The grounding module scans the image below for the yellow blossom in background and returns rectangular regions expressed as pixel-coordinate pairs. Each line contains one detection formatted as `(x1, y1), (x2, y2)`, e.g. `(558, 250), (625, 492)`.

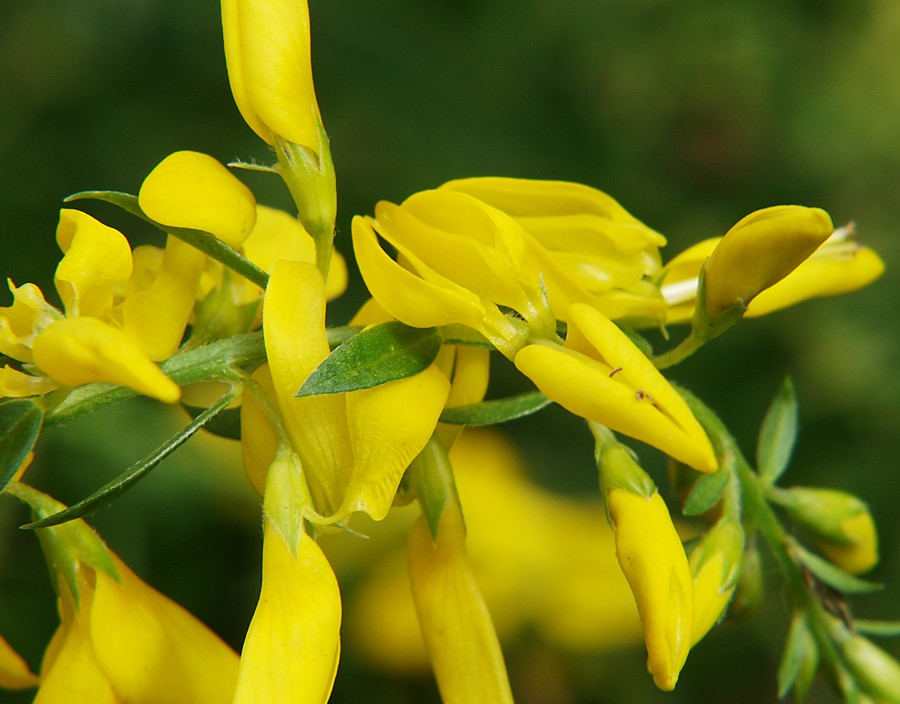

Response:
(345, 429), (641, 674)
(0, 634), (38, 691)
(408, 503), (515, 704)
(4, 483), (239, 704)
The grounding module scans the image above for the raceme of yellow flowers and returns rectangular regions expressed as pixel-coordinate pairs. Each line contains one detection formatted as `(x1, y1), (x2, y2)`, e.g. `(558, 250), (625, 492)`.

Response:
(0, 0), (894, 703)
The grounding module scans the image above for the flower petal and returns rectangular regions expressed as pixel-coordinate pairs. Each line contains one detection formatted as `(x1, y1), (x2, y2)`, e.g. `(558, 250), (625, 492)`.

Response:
(408, 509), (515, 704)
(89, 557), (239, 704)
(0, 633), (38, 690)
(31, 317), (180, 403)
(54, 210), (133, 319)
(139, 151), (256, 249)
(233, 522), (341, 704)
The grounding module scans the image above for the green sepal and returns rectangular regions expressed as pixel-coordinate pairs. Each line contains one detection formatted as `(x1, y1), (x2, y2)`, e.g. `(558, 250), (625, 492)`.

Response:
(793, 543), (882, 595)
(182, 402), (242, 440)
(778, 612), (819, 702)
(406, 436), (460, 540)
(5, 482), (119, 606)
(64, 190), (269, 289)
(854, 620), (900, 638)
(298, 321), (442, 397)
(439, 391), (551, 426)
(22, 388), (239, 529)
(757, 377), (798, 485)
(0, 399), (43, 493)
(683, 466), (730, 516)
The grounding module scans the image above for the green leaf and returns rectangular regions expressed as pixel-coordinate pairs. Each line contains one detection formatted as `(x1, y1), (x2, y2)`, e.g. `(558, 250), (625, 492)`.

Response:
(65, 191), (269, 289)
(298, 322), (442, 396)
(683, 466), (730, 516)
(0, 399), (44, 493)
(794, 543), (882, 595)
(439, 391), (552, 426)
(778, 612), (819, 702)
(182, 402), (242, 440)
(757, 377), (798, 485)
(855, 620), (900, 638)
(22, 389), (238, 529)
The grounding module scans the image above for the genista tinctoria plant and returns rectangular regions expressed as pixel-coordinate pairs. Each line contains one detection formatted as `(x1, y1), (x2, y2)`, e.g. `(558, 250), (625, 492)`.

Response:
(0, 1), (895, 702)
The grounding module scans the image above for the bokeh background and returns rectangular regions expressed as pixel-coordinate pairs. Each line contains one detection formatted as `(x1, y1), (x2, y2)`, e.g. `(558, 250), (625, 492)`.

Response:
(1, 0), (899, 702)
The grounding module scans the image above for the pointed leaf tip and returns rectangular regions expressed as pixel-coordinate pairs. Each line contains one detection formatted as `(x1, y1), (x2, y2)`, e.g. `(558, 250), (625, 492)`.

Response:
(297, 321), (442, 396)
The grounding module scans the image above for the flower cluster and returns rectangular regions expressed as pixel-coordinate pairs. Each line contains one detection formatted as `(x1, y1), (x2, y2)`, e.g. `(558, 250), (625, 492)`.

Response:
(0, 1), (894, 703)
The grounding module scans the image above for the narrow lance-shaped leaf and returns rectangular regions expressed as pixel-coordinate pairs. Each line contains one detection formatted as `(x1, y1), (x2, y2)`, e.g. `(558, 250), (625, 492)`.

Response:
(683, 466), (731, 516)
(778, 612), (819, 702)
(0, 399), (43, 492)
(855, 620), (900, 638)
(439, 391), (551, 426)
(793, 543), (882, 595)
(22, 388), (238, 529)
(65, 190), (269, 289)
(757, 377), (798, 485)
(298, 321), (442, 396)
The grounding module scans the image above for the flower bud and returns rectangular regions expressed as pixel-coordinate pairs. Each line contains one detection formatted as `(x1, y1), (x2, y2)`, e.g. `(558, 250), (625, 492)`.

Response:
(772, 487), (878, 574)
(689, 518), (744, 645)
(841, 633), (900, 702)
(606, 487), (693, 690)
(703, 206), (833, 317)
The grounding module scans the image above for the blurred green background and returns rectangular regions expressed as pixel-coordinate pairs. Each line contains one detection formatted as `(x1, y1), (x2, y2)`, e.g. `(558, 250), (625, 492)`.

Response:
(1, 0), (899, 702)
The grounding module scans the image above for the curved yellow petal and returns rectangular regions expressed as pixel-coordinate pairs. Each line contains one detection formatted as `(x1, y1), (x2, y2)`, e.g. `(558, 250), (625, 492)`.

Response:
(747, 244), (884, 317)
(222, 0), (321, 149)
(89, 557), (239, 704)
(54, 210), (133, 319)
(352, 215), (488, 330)
(240, 365), (278, 496)
(408, 509), (515, 704)
(607, 489), (693, 691)
(31, 317), (180, 403)
(233, 522), (341, 704)
(121, 236), (205, 360)
(704, 206), (833, 316)
(0, 282), (61, 362)
(0, 633), (38, 690)
(0, 365), (58, 398)
(36, 611), (121, 704)
(241, 205), (347, 302)
(138, 151), (256, 249)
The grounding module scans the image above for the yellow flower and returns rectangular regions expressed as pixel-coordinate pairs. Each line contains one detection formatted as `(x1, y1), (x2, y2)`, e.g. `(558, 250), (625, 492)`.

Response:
(7, 483), (239, 704)
(0, 634), (38, 691)
(408, 503), (515, 704)
(771, 486), (879, 574)
(258, 259), (450, 521)
(1, 210), (181, 403)
(221, 0), (322, 150)
(704, 205), (833, 316)
(233, 453), (342, 704)
(346, 429), (641, 673)
(221, 0), (336, 245)
(606, 487), (694, 691)
(660, 209), (880, 323)
(516, 304), (717, 472)
(440, 177), (667, 320)
(689, 518), (744, 645)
